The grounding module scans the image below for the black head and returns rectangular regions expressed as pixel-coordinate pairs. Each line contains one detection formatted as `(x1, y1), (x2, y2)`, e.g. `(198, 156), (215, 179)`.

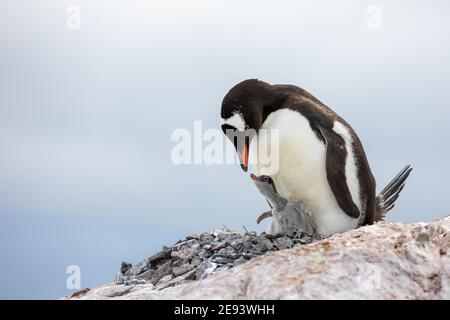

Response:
(220, 79), (274, 171)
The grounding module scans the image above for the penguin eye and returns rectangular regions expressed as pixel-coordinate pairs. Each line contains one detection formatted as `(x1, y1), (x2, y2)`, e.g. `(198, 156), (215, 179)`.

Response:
(262, 176), (269, 182)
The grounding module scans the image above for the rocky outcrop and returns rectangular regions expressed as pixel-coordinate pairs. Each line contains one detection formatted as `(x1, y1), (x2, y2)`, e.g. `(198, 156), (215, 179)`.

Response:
(112, 228), (319, 290)
(67, 216), (450, 300)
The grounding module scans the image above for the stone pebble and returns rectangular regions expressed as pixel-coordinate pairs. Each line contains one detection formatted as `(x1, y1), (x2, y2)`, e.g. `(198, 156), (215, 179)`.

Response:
(115, 228), (319, 290)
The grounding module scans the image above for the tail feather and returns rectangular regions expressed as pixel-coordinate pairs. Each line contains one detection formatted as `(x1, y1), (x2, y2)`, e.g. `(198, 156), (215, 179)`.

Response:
(376, 165), (413, 219)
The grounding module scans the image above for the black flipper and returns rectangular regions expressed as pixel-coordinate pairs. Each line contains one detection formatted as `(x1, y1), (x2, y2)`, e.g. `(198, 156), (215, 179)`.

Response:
(318, 126), (361, 219)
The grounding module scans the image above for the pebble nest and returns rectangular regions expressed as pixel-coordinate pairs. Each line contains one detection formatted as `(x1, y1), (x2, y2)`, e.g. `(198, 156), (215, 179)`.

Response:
(116, 228), (320, 291)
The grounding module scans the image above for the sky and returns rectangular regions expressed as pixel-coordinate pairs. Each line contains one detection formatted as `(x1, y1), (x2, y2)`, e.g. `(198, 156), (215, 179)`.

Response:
(0, 0), (449, 299)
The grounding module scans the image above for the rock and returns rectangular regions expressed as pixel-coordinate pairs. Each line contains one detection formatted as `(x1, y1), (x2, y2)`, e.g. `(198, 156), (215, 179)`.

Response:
(277, 230), (298, 238)
(129, 259), (150, 276)
(156, 274), (173, 286)
(233, 256), (248, 266)
(172, 264), (195, 277)
(186, 234), (200, 240)
(171, 259), (182, 267)
(123, 278), (145, 286)
(198, 248), (212, 258)
(67, 216), (450, 300)
(196, 260), (218, 280)
(150, 261), (172, 285)
(210, 256), (234, 265)
(69, 288), (91, 298)
(215, 246), (238, 259)
(104, 285), (134, 298)
(253, 243), (268, 253)
(148, 249), (171, 264)
(230, 239), (244, 251)
(254, 236), (274, 250)
(112, 226), (317, 290)
(155, 279), (179, 291)
(273, 236), (293, 250)
(242, 238), (254, 251)
(171, 241), (199, 261)
(136, 269), (155, 281)
(182, 269), (197, 281)
(214, 229), (234, 241)
(200, 233), (215, 244)
(191, 257), (202, 266)
(209, 240), (228, 252)
(242, 252), (258, 259)
(155, 269), (196, 290)
(120, 261), (132, 274)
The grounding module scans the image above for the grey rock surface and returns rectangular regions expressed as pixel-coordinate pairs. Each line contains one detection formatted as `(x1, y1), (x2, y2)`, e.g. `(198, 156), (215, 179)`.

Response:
(106, 228), (317, 291)
(66, 217), (450, 300)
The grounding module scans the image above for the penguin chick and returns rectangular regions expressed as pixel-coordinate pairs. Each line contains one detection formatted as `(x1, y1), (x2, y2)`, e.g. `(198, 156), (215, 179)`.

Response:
(250, 174), (317, 235)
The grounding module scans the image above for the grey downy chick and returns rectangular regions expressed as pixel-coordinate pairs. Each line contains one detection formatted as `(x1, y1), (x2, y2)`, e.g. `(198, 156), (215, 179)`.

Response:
(250, 174), (316, 235)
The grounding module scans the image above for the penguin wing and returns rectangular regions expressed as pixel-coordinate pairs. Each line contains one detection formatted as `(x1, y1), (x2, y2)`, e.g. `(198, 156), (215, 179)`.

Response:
(256, 210), (273, 224)
(318, 126), (361, 219)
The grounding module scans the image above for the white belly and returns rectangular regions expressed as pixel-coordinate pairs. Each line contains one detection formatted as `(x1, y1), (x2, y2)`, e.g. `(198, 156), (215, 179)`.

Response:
(251, 109), (358, 235)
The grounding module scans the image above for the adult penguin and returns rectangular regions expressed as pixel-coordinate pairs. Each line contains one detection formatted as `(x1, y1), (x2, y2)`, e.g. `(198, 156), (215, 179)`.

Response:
(221, 79), (412, 235)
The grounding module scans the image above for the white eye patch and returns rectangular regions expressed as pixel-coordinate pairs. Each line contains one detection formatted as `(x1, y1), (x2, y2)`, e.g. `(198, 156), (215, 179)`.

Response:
(220, 112), (247, 131)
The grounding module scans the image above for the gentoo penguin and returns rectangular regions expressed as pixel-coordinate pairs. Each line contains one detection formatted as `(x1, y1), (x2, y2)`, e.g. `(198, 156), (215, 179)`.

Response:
(220, 79), (412, 235)
(250, 174), (316, 235)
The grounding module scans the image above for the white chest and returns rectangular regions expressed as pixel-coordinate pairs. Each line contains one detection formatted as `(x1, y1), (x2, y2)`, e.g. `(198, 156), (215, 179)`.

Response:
(251, 109), (359, 235)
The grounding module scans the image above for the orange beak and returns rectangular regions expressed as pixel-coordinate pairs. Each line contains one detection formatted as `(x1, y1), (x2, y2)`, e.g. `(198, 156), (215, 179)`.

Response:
(240, 142), (249, 172)
(236, 135), (250, 172)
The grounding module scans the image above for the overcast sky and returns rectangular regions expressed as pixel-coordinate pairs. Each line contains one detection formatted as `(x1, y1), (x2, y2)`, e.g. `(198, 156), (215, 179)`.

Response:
(1, 0), (449, 299)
